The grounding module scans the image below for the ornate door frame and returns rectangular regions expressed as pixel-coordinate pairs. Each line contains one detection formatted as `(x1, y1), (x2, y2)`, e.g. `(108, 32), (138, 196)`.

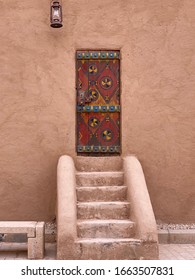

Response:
(76, 50), (121, 155)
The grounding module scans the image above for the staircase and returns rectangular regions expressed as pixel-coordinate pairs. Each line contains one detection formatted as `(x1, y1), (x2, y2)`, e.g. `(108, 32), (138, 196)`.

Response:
(75, 170), (142, 260)
(57, 156), (159, 260)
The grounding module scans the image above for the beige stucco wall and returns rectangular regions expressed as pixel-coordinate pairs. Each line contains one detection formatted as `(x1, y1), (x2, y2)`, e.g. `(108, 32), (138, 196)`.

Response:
(0, 0), (194, 222)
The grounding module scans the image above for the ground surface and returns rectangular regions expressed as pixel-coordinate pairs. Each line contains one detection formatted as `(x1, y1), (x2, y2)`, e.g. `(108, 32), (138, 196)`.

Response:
(0, 243), (195, 260)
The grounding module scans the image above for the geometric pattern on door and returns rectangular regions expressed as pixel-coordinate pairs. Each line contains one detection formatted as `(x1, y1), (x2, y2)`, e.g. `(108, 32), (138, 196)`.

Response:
(76, 51), (120, 154)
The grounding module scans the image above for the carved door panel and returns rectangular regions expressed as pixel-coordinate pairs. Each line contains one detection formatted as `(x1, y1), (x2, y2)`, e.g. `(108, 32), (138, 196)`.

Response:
(76, 51), (120, 155)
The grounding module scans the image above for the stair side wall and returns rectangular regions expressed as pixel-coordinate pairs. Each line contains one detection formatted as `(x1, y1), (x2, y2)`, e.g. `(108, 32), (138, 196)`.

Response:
(123, 156), (159, 259)
(57, 156), (77, 259)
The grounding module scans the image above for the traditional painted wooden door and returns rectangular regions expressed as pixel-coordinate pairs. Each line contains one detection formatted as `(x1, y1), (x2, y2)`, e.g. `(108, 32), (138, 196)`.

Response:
(76, 51), (120, 155)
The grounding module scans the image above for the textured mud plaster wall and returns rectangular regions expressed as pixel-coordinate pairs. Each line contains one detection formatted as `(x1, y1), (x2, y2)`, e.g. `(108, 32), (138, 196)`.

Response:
(0, 0), (194, 222)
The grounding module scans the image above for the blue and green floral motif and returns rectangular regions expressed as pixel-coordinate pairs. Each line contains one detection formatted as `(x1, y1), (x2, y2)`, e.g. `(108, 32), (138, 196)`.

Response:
(77, 105), (120, 112)
(77, 145), (120, 153)
(77, 51), (120, 60)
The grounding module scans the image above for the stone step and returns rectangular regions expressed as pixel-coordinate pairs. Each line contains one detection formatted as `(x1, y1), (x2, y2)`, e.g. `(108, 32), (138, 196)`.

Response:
(76, 186), (127, 202)
(77, 219), (135, 238)
(75, 238), (141, 260)
(76, 171), (124, 186)
(77, 202), (130, 220)
(75, 157), (122, 172)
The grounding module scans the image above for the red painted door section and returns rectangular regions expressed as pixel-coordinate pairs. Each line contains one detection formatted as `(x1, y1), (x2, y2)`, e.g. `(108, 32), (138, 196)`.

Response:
(76, 51), (120, 155)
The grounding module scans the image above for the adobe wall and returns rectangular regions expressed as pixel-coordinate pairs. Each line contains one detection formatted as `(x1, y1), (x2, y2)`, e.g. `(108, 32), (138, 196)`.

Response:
(0, 0), (194, 222)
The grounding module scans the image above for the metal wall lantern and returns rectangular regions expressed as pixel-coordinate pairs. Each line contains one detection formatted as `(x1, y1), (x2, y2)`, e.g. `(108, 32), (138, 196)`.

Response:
(50, 1), (63, 28)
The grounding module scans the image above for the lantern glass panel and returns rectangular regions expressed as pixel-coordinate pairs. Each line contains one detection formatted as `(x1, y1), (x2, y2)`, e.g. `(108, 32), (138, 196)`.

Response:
(53, 7), (60, 18)
(50, 1), (63, 28)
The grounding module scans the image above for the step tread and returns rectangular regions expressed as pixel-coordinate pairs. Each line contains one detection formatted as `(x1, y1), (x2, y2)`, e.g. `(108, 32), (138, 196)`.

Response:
(76, 238), (141, 244)
(77, 219), (134, 225)
(76, 185), (127, 189)
(76, 171), (124, 176)
(76, 185), (127, 190)
(77, 201), (129, 206)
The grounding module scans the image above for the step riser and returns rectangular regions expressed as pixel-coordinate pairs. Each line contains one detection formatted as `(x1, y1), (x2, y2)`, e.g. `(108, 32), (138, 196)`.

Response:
(77, 187), (127, 202)
(75, 242), (141, 260)
(76, 157), (122, 172)
(77, 204), (130, 220)
(76, 173), (124, 186)
(78, 223), (135, 238)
